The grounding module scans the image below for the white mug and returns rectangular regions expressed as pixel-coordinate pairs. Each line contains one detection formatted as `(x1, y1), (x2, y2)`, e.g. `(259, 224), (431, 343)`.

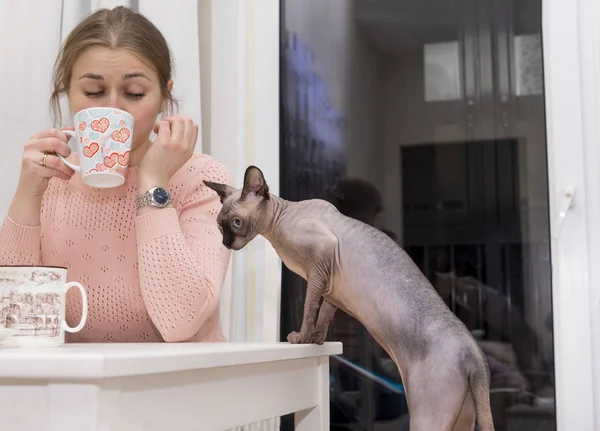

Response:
(59, 107), (134, 188)
(0, 266), (88, 347)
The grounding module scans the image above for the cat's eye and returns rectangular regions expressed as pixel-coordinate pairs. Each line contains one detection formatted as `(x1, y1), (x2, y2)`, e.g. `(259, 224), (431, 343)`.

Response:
(216, 222), (223, 231)
(233, 218), (243, 228)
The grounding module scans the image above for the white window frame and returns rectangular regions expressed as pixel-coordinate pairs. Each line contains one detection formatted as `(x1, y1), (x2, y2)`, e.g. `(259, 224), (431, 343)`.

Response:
(208, 0), (600, 428)
(543, 0), (600, 428)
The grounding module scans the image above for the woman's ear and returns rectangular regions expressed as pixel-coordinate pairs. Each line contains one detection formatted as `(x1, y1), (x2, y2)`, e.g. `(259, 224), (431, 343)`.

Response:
(160, 80), (175, 114)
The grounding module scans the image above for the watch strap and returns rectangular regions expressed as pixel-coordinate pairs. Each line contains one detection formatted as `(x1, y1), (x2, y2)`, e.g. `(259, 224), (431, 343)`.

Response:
(136, 186), (171, 209)
(136, 190), (154, 209)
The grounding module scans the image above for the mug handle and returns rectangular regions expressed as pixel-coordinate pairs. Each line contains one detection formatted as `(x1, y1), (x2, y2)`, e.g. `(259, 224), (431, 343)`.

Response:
(62, 281), (88, 333)
(57, 130), (80, 172)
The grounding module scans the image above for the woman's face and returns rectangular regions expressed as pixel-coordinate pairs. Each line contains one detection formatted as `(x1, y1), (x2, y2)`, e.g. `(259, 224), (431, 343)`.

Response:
(67, 46), (172, 152)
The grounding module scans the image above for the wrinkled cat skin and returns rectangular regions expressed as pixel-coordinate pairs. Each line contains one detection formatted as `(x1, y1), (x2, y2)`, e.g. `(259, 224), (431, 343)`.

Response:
(204, 165), (495, 431)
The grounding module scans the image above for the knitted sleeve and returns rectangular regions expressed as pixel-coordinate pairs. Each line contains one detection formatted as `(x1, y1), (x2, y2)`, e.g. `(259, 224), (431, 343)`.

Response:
(135, 157), (232, 342)
(0, 216), (42, 266)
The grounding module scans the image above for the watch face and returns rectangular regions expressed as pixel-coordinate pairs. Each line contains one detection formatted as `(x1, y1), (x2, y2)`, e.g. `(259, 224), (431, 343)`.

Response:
(152, 187), (170, 206)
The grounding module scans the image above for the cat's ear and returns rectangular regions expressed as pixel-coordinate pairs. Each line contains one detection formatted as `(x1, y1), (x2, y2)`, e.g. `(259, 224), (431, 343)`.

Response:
(204, 181), (236, 203)
(241, 165), (269, 201)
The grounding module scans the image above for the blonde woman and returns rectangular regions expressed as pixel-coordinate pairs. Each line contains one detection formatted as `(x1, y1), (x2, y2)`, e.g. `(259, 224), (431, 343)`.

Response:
(0, 6), (232, 343)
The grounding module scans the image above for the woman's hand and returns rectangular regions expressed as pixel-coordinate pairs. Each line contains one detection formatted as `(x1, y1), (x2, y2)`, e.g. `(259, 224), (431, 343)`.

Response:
(8, 127), (75, 226)
(138, 115), (199, 191)
(17, 127), (75, 197)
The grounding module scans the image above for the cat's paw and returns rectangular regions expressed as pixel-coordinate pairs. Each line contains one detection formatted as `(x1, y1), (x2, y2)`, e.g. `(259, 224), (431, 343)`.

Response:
(312, 330), (327, 345)
(287, 331), (311, 344)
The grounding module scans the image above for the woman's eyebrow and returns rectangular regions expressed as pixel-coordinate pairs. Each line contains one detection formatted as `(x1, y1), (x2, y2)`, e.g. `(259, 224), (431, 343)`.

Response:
(123, 72), (151, 81)
(77, 72), (151, 81)
(78, 73), (103, 80)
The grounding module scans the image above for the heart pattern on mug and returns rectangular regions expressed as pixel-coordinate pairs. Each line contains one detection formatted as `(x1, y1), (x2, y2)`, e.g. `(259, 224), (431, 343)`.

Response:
(79, 121), (87, 131)
(89, 131), (100, 140)
(91, 117), (109, 133)
(112, 128), (130, 143)
(83, 142), (99, 158)
(117, 151), (130, 166)
(104, 153), (119, 168)
(96, 163), (107, 172)
(110, 140), (120, 150)
(84, 137), (91, 144)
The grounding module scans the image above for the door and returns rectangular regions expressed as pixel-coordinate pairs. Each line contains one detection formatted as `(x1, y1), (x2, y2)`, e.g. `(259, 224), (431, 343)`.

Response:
(278, 0), (595, 430)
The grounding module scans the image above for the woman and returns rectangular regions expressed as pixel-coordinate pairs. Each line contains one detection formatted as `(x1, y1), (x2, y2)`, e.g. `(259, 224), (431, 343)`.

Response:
(0, 6), (232, 343)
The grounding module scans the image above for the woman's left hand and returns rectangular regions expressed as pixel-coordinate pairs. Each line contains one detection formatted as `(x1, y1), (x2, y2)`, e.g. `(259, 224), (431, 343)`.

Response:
(138, 115), (199, 188)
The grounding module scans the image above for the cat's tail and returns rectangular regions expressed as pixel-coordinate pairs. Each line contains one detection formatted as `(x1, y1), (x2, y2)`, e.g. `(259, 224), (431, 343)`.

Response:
(469, 358), (495, 431)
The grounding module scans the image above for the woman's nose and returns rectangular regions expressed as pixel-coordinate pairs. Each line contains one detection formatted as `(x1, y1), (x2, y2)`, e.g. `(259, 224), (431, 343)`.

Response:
(106, 92), (127, 110)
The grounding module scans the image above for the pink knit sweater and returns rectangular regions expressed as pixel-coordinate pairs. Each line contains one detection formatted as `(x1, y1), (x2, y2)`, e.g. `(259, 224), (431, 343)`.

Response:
(0, 154), (232, 343)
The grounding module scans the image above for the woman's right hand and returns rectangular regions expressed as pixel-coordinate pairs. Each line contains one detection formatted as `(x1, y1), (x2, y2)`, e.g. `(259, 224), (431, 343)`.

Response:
(16, 128), (75, 197)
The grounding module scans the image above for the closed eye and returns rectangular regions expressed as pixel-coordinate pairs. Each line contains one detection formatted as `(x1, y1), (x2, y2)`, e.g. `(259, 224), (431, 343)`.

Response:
(84, 91), (104, 97)
(125, 92), (145, 99)
(83, 90), (145, 100)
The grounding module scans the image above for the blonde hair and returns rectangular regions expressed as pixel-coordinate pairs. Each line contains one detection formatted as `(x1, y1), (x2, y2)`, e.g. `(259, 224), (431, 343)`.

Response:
(50, 6), (178, 125)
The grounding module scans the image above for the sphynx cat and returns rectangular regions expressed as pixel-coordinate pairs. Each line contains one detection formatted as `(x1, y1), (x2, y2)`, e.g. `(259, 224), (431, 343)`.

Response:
(204, 166), (494, 431)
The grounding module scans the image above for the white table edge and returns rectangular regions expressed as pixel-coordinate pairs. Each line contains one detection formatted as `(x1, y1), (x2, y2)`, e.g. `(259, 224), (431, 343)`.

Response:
(0, 341), (344, 380)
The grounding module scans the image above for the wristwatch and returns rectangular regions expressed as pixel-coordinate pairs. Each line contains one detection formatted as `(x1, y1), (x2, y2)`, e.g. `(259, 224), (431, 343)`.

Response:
(137, 186), (171, 209)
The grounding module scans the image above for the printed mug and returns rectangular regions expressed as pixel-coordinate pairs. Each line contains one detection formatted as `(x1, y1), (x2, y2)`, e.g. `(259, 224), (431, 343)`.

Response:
(0, 266), (88, 347)
(58, 107), (134, 188)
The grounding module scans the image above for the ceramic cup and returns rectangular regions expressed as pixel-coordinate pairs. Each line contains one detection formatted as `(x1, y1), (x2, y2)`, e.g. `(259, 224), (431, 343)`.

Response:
(0, 266), (88, 347)
(59, 107), (134, 188)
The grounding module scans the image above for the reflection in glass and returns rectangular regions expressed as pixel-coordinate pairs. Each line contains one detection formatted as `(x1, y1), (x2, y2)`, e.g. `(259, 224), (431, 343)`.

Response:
(280, 0), (554, 429)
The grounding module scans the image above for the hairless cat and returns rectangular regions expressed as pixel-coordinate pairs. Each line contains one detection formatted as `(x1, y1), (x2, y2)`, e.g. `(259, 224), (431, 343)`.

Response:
(204, 165), (494, 431)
